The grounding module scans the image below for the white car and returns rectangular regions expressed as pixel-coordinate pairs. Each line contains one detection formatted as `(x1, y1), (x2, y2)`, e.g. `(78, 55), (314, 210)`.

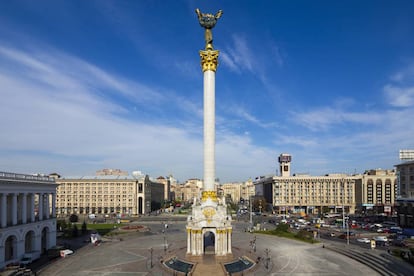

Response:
(357, 237), (371, 243)
(374, 236), (388, 242)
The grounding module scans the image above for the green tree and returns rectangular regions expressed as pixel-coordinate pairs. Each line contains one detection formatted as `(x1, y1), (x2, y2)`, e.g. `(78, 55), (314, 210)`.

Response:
(81, 221), (87, 234)
(69, 214), (78, 223)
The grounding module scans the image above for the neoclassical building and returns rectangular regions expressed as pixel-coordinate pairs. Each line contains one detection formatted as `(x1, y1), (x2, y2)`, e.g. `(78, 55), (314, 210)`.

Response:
(355, 169), (397, 214)
(254, 154), (397, 216)
(0, 171), (57, 270)
(255, 174), (357, 215)
(55, 170), (165, 216)
(220, 179), (255, 204)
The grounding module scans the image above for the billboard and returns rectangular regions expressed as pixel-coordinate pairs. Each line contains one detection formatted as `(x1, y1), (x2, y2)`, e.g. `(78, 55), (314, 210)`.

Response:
(278, 154), (291, 163)
(399, 149), (414, 161)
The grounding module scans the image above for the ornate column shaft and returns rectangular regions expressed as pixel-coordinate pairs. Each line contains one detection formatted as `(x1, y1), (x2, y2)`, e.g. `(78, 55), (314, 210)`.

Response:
(200, 50), (219, 200)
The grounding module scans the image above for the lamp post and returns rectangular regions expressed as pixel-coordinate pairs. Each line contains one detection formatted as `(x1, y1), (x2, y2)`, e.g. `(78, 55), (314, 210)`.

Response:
(149, 247), (153, 268)
(264, 248), (271, 270)
(341, 180), (345, 229)
(346, 216), (350, 245)
(163, 229), (167, 252)
(249, 196), (253, 231)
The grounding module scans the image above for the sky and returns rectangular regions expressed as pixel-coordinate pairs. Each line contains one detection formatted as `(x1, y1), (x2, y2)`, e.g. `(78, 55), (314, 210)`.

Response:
(1, 1), (414, 183)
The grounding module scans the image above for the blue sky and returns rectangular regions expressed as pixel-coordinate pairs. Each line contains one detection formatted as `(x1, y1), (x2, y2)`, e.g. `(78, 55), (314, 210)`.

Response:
(1, 1), (414, 182)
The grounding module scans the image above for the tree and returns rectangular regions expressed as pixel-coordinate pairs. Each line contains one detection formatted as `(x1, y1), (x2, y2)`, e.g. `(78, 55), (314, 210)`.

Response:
(81, 221), (87, 234)
(69, 214), (78, 223)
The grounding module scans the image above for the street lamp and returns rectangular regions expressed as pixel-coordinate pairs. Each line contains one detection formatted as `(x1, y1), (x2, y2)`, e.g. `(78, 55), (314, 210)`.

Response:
(149, 247), (153, 268)
(164, 235), (167, 252)
(249, 196), (253, 230)
(346, 216), (350, 245)
(264, 248), (271, 270)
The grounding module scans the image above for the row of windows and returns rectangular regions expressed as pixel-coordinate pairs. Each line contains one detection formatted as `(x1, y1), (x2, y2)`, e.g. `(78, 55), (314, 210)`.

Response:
(59, 182), (135, 186)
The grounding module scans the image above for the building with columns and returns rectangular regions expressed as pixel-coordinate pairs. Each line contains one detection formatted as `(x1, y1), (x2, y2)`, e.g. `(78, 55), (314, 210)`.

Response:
(0, 171), (57, 270)
(355, 169), (397, 215)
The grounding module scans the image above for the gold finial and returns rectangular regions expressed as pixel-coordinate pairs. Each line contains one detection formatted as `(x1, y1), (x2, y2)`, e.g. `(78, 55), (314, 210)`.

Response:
(195, 9), (223, 51)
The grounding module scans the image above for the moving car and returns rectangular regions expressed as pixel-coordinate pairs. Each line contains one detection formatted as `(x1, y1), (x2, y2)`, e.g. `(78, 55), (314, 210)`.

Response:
(374, 236), (388, 242)
(357, 237), (371, 243)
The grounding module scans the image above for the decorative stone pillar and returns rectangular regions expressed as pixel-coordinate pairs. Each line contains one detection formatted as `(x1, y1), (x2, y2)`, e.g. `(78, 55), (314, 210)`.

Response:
(52, 193), (56, 218)
(22, 193), (27, 224)
(45, 193), (50, 219)
(228, 229), (232, 253)
(30, 193), (35, 222)
(186, 228), (191, 254)
(12, 193), (17, 225)
(38, 193), (43, 221)
(0, 193), (7, 228)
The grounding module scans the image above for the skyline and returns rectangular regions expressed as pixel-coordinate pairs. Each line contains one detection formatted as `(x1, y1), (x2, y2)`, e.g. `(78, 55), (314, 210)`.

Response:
(1, 1), (414, 182)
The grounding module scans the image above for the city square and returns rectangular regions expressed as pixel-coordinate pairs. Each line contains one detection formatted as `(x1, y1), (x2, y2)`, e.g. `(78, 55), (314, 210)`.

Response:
(1, 1), (414, 275)
(33, 218), (397, 276)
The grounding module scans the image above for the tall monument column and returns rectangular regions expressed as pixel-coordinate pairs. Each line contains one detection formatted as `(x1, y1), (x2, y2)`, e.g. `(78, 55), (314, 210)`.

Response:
(195, 8), (223, 201)
(186, 9), (232, 257)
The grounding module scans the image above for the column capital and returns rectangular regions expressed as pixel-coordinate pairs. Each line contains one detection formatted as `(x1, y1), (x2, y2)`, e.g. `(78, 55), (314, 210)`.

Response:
(199, 50), (219, 72)
(201, 191), (217, 202)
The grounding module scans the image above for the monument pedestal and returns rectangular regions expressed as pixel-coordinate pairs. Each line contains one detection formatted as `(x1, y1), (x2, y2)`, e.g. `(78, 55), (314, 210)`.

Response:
(186, 195), (232, 256)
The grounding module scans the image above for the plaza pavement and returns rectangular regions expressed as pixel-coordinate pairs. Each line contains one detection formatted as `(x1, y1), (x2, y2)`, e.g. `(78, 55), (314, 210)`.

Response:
(33, 219), (409, 276)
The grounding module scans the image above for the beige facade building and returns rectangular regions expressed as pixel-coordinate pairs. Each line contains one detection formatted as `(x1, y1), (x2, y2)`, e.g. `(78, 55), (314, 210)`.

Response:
(0, 172), (57, 269)
(355, 169), (397, 214)
(255, 174), (357, 215)
(55, 170), (164, 216)
(220, 179), (255, 204)
(254, 154), (397, 216)
(173, 178), (203, 202)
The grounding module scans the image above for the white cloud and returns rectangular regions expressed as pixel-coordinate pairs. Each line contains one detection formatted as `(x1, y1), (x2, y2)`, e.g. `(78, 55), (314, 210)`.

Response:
(0, 44), (273, 182)
(384, 62), (414, 107)
(291, 107), (383, 131)
(384, 84), (414, 107)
